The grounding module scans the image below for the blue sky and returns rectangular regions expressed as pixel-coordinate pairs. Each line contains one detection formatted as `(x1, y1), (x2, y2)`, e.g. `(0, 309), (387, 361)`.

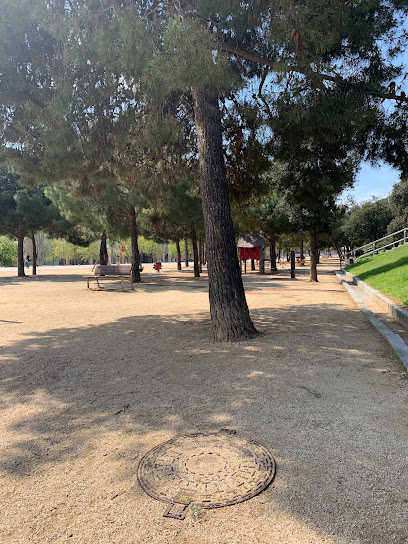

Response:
(341, 161), (400, 204)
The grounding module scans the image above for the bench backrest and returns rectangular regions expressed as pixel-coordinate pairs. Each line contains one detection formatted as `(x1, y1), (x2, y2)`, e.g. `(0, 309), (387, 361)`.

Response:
(94, 264), (132, 275)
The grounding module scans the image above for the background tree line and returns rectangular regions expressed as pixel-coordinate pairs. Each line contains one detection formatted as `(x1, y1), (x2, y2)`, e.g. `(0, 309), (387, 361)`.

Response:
(341, 177), (408, 251)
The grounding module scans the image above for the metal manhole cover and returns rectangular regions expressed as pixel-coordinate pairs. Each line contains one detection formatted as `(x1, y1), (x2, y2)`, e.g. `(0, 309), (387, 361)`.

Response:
(137, 430), (276, 519)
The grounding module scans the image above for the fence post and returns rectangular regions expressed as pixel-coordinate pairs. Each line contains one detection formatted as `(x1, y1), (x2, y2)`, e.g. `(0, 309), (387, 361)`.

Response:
(372, 242), (375, 256)
(405, 229), (407, 245)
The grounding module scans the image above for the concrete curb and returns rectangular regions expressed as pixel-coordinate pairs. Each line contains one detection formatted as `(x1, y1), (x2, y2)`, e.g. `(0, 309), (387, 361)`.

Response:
(340, 268), (408, 329)
(335, 270), (408, 371)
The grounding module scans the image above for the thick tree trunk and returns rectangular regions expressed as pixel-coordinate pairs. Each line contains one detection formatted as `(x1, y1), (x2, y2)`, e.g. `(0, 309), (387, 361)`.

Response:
(192, 84), (257, 341)
(270, 229), (277, 271)
(184, 239), (189, 266)
(191, 227), (200, 277)
(17, 226), (25, 277)
(99, 232), (109, 266)
(309, 228), (319, 282)
(176, 240), (182, 270)
(31, 231), (37, 276)
(251, 259), (255, 271)
(129, 206), (141, 282)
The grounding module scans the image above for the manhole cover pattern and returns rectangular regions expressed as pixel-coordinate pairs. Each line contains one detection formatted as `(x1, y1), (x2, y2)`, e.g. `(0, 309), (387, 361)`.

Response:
(137, 431), (276, 508)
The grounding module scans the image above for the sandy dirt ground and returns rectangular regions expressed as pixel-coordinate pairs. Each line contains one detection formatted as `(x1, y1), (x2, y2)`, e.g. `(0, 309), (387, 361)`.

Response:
(0, 259), (407, 544)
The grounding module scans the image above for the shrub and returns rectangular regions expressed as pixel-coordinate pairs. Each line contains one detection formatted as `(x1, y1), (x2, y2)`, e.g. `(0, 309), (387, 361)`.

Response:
(0, 237), (17, 266)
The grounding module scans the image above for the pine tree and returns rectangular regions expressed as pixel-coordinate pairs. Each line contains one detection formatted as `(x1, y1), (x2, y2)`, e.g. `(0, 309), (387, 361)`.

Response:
(145, 174), (204, 277)
(2, 0), (408, 338)
(0, 167), (86, 276)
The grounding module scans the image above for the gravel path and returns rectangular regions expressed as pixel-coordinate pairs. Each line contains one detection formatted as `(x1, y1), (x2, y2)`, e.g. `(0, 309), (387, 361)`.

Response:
(0, 259), (407, 543)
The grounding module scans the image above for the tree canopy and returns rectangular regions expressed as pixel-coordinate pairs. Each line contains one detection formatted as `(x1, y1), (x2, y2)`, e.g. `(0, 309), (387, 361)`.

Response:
(387, 177), (408, 233)
(342, 198), (394, 249)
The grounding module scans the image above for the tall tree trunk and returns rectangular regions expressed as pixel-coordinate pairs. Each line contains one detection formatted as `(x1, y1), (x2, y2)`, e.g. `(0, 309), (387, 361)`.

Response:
(99, 232), (109, 265)
(191, 226), (200, 277)
(17, 224), (25, 277)
(192, 84), (257, 341)
(270, 229), (277, 271)
(198, 236), (203, 273)
(184, 239), (189, 266)
(31, 231), (37, 276)
(176, 240), (182, 270)
(300, 238), (304, 260)
(129, 205), (141, 282)
(309, 228), (319, 282)
(251, 259), (255, 271)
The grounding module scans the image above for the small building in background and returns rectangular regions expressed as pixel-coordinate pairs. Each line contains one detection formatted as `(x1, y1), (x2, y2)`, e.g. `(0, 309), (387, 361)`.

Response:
(237, 234), (264, 260)
(237, 234), (264, 273)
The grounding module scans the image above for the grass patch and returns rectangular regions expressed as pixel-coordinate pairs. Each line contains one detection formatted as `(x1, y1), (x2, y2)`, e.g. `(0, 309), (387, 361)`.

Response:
(345, 244), (408, 307)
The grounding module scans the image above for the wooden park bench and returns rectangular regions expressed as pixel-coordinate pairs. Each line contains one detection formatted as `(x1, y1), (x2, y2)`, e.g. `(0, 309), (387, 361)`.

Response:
(84, 264), (135, 291)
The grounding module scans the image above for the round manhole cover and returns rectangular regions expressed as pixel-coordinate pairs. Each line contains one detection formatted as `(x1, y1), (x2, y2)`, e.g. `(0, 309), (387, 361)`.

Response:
(137, 430), (276, 511)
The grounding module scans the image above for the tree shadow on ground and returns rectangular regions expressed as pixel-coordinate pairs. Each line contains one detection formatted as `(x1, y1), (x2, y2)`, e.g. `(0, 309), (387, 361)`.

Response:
(1, 303), (406, 542)
(0, 273), (87, 286)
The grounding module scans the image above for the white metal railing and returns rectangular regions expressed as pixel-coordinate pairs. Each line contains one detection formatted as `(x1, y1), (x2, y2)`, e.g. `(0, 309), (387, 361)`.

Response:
(344, 228), (408, 261)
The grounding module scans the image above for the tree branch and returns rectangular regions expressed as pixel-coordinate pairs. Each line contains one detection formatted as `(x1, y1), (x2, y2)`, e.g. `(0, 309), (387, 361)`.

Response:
(220, 41), (408, 103)
(373, 91), (408, 103)
(258, 66), (269, 96)
(221, 42), (284, 73)
(0, 225), (18, 236)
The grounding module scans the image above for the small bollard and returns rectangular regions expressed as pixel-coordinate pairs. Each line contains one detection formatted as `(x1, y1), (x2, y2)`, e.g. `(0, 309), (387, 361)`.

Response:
(291, 251), (295, 278)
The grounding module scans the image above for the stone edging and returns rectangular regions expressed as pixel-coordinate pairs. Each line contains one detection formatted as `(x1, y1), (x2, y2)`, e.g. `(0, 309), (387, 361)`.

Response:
(340, 268), (408, 330)
(335, 270), (408, 371)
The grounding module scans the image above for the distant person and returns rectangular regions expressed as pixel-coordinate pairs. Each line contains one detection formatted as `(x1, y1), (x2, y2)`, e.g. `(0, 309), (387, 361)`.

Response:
(25, 254), (30, 268)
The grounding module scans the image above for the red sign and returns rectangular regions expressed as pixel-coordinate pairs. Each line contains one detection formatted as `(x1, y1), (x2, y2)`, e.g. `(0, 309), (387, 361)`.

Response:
(239, 247), (261, 260)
